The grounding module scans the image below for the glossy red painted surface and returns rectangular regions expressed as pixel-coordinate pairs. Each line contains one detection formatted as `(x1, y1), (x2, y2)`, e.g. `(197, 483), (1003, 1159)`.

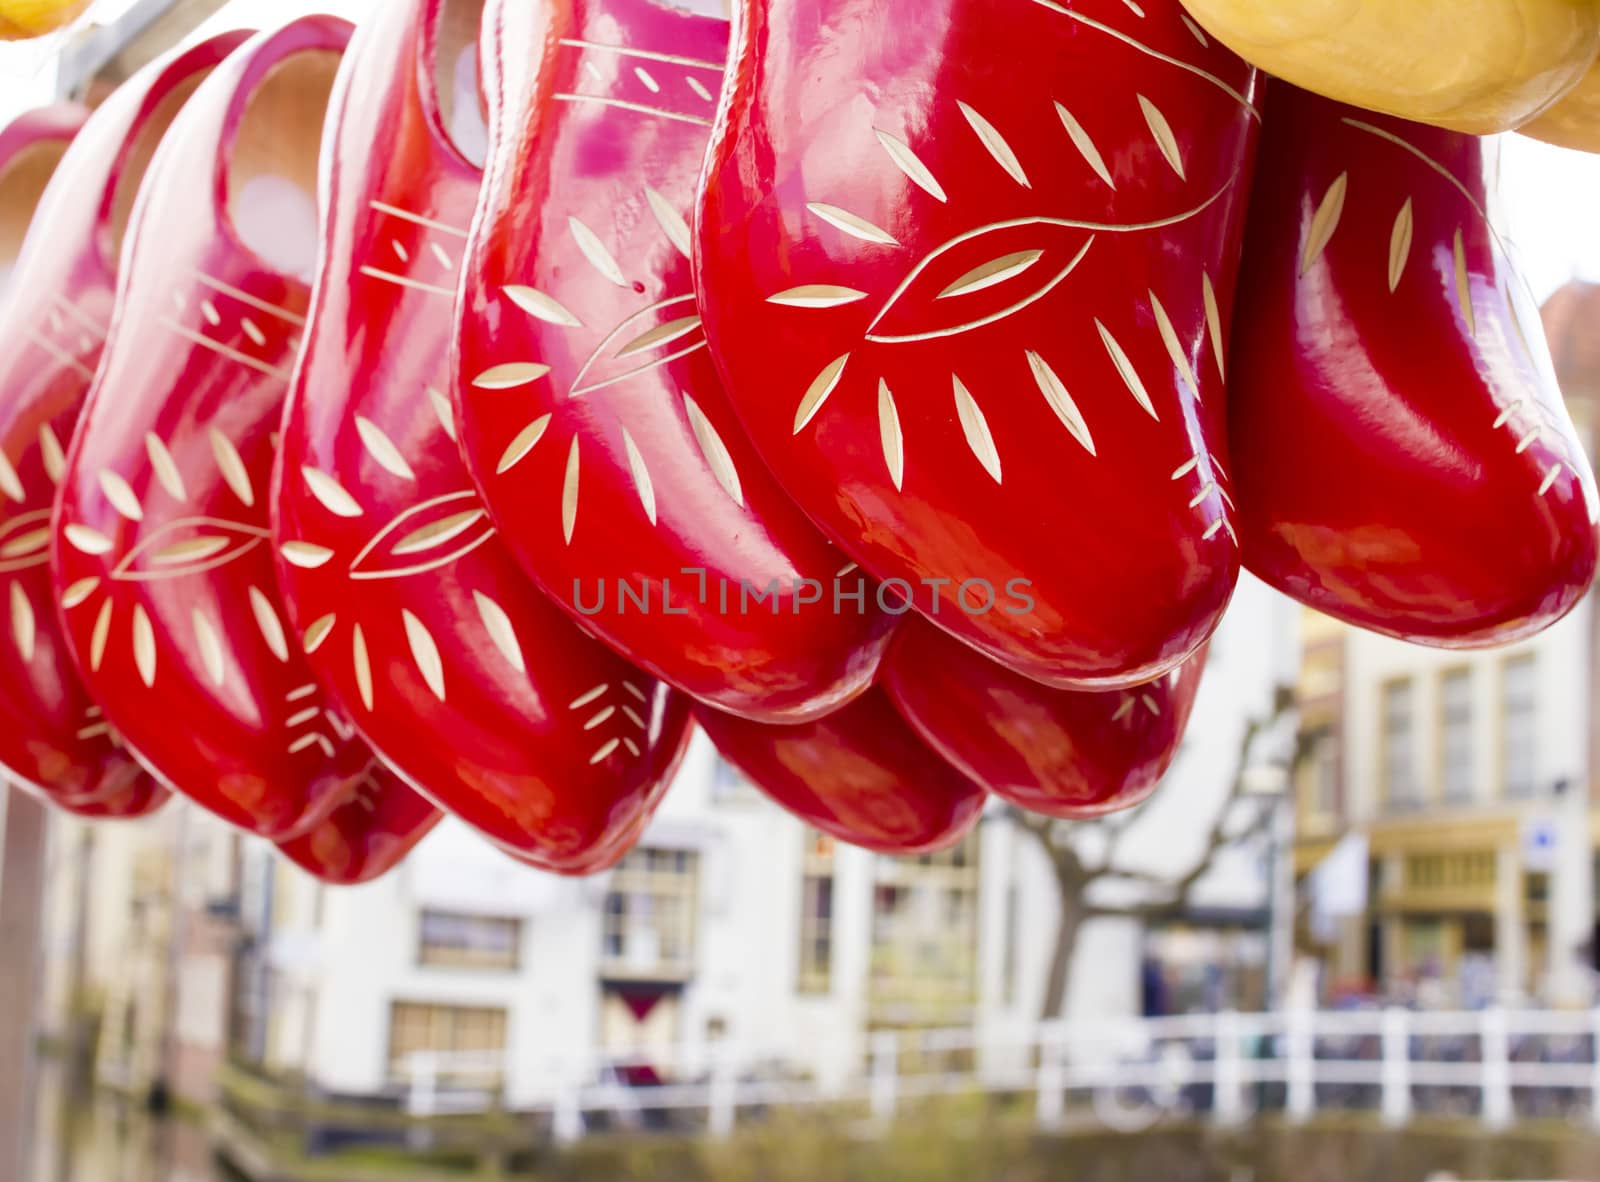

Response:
(0, 102), (123, 817)
(277, 765), (443, 885)
(695, 0), (1260, 691)
(696, 689), (986, 855)
(47, 773), (170, 820)
(0, 45), (254, 815)
(454, 0), (893, 724)
(1229, 83), (1600, 646)
(52, 18), (436, 851)
(883, 618), (1205, 820)
(272, 0), (692, 874)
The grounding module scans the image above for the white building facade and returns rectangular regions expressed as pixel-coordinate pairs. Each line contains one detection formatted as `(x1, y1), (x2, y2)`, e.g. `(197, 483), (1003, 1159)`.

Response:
(28, 579), (1293, 1107)
(1325, 600), (1596, 1007)
(240, 578), (1292, 1107)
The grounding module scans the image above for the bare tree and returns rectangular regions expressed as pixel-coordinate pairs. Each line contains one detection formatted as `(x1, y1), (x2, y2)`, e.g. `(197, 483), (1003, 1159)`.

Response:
(1013, 685), (1307, 1020)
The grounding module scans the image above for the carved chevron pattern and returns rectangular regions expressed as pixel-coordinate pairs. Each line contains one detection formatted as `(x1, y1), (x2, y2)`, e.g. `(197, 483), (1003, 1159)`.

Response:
(279, 198), (647, 764)
(765, 13), (1249, 543)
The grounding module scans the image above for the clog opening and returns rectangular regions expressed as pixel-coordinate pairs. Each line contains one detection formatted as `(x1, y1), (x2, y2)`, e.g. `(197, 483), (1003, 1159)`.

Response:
(0, 138), (70, 289)
(227, 49), (342, 283)
(435, 0), (488, 168)
(109, 70), (213, 262)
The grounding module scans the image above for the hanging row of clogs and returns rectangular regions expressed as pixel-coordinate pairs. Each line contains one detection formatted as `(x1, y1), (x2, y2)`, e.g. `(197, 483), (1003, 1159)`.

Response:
(0, 0), (1594, 883)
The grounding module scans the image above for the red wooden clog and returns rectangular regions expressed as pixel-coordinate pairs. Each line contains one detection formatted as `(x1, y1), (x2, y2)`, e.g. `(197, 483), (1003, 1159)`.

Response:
(883, 618), (1205, 820)
(51, 18), (437, 850)
(0, 103), (142, 820)
(272, 0), (691, 873)
(453, 0), (894, 724)
(277, 762), (442, 885)
(695, 690), (987, 855)
(47, 775), (170, 819)
(1228, 83), (1600, 647)
(695, 0), (1260, 691)
(0, 40), (252, 816)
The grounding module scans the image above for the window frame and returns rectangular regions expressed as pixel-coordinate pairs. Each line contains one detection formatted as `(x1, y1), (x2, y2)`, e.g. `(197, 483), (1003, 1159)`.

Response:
(1436, 666), (1474, 806)
(867, 837), (982, 1021)
(386, 1001), (509, 1085)
(1499, 653), (1539, 800)
(599, 847), (701, 980)
(797, 831), (836, 995)
(1379, 676), (1419, 813)
(416, 909), (523, 972)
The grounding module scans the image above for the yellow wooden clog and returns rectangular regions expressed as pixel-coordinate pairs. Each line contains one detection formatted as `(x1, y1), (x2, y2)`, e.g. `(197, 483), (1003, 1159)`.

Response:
(1179, 0), (1600, 134)
(0, 0), (90, 39)
(1522, 58), (1600, 148)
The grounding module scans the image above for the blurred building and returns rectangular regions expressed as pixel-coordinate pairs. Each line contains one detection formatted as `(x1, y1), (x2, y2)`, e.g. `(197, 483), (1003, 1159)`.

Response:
(256, 583), (1285, 1107)
(1293, 281), (1600, 1009)
(1294, 606), (1594, 1006)
(28, 582), (1290, 1109)
(35, 803), (241, 1102)
(250, 736), (974, 1105)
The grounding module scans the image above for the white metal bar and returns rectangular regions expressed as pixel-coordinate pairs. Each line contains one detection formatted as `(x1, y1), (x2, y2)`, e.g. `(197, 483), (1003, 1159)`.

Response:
(410, 1053), (437, 1119)
(1286, 1005), (1314, 1123)
(1035, 1019), (1065, 1131)
(375, 1006), (1600, 1137)
(1481, 1008), (1512, 1131)
(708, 1044), (736, 1140)
(1503, 1062), (1595, 1088)
(869, 1032), (898, 1127)
(1213, 1011), (1245, 1128)
(552, 1054), (584, 1145)
(1592, 1010), (1600, 1129)
(1381, 1007), (1412, 1127)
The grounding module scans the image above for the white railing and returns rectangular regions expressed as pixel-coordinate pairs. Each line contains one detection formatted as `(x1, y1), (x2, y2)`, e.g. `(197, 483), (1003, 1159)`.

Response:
(398, 1006), (1600, 1142)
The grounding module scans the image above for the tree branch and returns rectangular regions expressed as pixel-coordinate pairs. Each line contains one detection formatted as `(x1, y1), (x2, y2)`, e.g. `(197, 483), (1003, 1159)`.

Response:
(1009, 805), (1089, 887)
(1092, 807), (1144, 873)
(1008, 681), (1305, 1015)
(1094, 687), (1313, 920)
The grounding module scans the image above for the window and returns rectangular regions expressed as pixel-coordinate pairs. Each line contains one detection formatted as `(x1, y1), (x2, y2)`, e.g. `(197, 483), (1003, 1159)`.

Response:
(1526, 871), (1551, 906)
(1404, 851), (1496, 892)
(418, 911), (521, 970)
(1299, 726), (1339, 818)
(868, 838), (981, 1025)
(387, 1002), (507, 1084)
(1439, 669), (1474, 803)
(1380, 679), (1418, 811)
(1314, 733), (1338, 815)
(798, 832), (836, 994)
(601, 848), (699, 978)
(1502, 655), (1538, 798)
